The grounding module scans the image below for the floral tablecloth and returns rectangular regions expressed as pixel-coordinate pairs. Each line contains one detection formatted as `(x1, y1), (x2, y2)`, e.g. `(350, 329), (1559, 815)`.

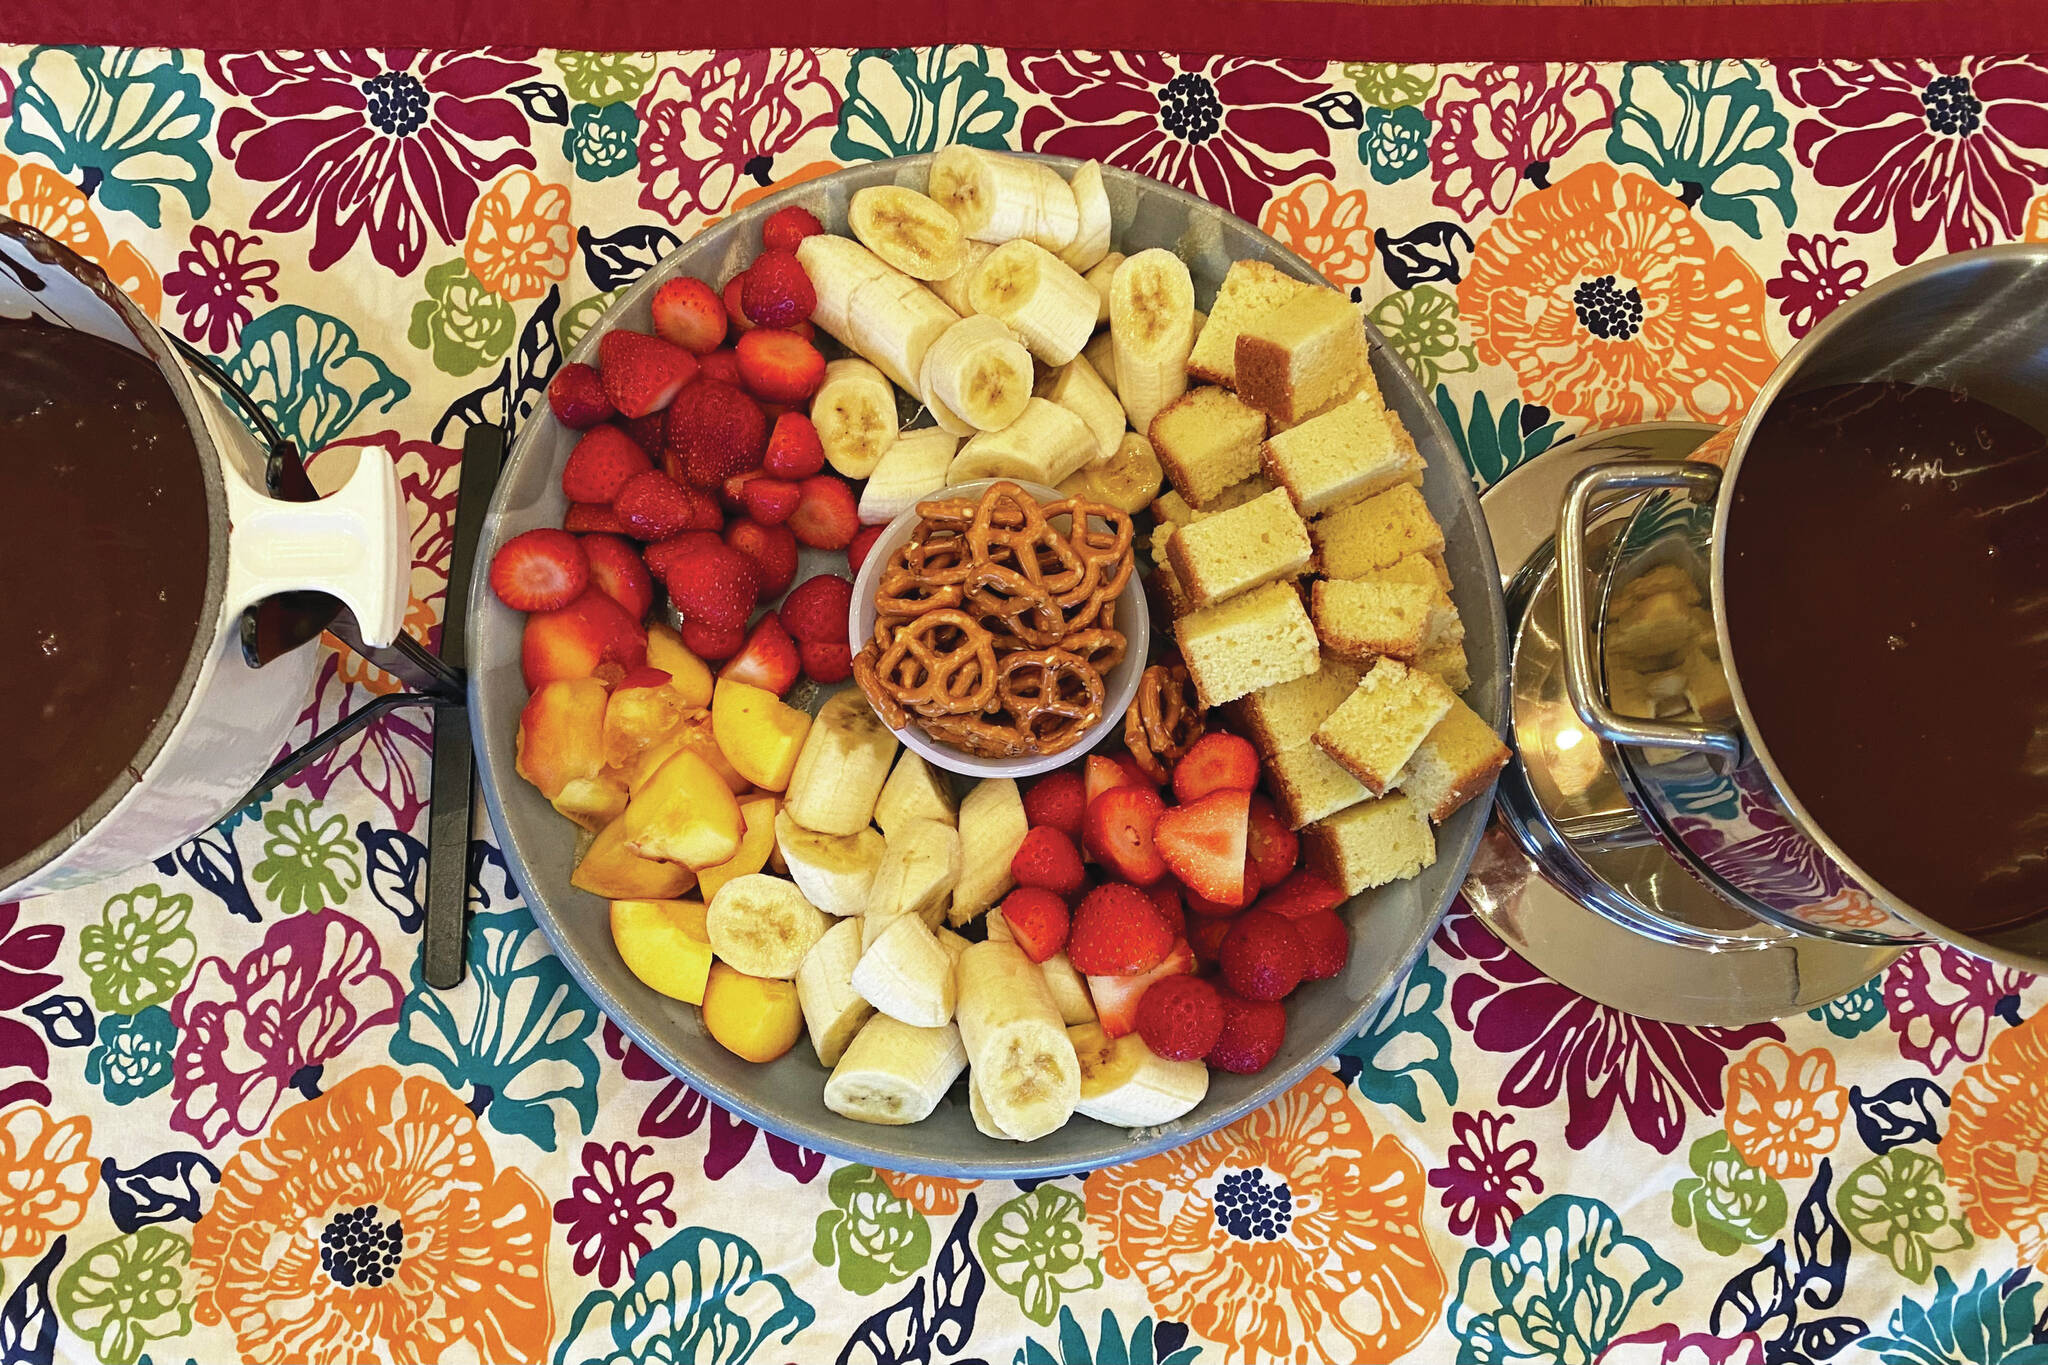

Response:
(3, 44), (2048, 1365)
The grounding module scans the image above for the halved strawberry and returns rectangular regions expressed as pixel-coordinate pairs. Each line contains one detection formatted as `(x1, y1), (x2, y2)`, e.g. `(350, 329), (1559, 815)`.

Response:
(725, 518), (799, 598)
(1293, 909), (1349, 981)
(668, 544), (761, 633)
(1244, 795), (1298, 898)
(667, 379), (768, 491)
(598, 330), (697, 418)
(650, 276), (726, 354)
(489, 528), (588, 612)
(562, 425), (653, 504)
(763, 411), (825, 480)
(1023, 770), (1088, 840)
(739, 249), (816, 329)
(1221, 910), (1305, 1001)
(547, 361), (613, 429)
(719, 615), (800, 695)
(641, 529), (724, 582)
(1001, 888), (1070, 964)
(580, 533), (654, 621)
(1135, 974), (1225, 1061)
(761, 204), (823, 253)
(1253, 869), (1346, 920)
(564, 501), (631, 535)
(721, 275), (755, 334)
(788, 475), (858, 550)
(740, 476), (802, 526)
(1068, 883), (1175, 976)
(1154, 789), (1251, 905)
(614, 470), (720, 541)
(1172, 731), (1260, 804)
(1082, 786), (1168, 885)
(1207, 989), (1286, 1073)
(1088, 939), (1195, 1039)
(799, 639), (853, 683)
(1186, 883), (1249, 917)
(1084, 753), (1148, 808)
(1012, 827), (1085, 896)
(521, 589), (645, 688)
(683, 618), (746, 662)
(1188, 913), (1236, 973)
(847, 524), (886, 577)
(617, 410), (667, 457)
(1144, 880), (1187, 941)
(698, 348), (743, 387)
(736, 328), (826, 404)
(779, 574), (853, 645)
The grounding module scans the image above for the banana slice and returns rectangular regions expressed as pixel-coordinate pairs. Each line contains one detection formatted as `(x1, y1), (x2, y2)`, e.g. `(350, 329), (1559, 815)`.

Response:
(796, 917), (873, 1066)
(857, 428), (960, 526)
(917, 344), (976, 437)
(950, 778), (1026, 924)
(1057, 161), (1113, 273)
(1035, 354), (1124, 464)
(968, 1071), (1024, 1140)
(851, 912), (957, 1027)
(1069, 1022), (1208, 1128)
(1082, 330), (1118, 394)
(825, 1014), (967, 1126)
(1083, 253), (1124, 329)
(948, 397), (1096, 489)
(969, 240), (1097, 366)
(875, 750), (958, 837)
(848, 185), (967, 281)
(847, 272), (961, 395)
(928, 146), (1079, 251)
(1110, 248), (1196, 431)
(811, 358), (900, 480)
(955, 940), (1081, 1141)
(984, 906), (1013, 942)
(1041, 955), (1097, 1026)
(936, 925), (971, 968)
(785, 689), (898, 837)
(1056, 431), (1163, 515)
(704, 873), (829, 979)
(931, 239), (994, 316)
(796, 234), (897, 339)
(774, 809), (885, 916)
(923, 315), (1034, 432)
(863, 817), (962, 947)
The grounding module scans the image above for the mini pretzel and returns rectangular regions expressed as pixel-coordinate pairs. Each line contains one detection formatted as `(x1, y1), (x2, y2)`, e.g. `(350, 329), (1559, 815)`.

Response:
(996, 648), (1105, 754)
(871, 609), (1000, 717)
(1123, 663), (1205, 782)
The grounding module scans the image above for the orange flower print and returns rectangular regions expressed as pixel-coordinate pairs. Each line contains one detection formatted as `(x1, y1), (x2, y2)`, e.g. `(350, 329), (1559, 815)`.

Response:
(0, 1104), (99, 1258)
(731, 159), (842, 216)
(878, 1170), (979, 1215)
(0, 154), (161, 318)
(465, 168), (574, 302)
(1460, 163), (1776, 427)
(1801, 889), (1895, 931)
(1941, 1004), (2048, 1271)
(1089, 1069), (1444, 1364)
(192, 1065), (552, 1364)
(1260, 179), (1376, 288)
(1723, 1042), (1848, 1179)
(2026, 192), (2048, 241)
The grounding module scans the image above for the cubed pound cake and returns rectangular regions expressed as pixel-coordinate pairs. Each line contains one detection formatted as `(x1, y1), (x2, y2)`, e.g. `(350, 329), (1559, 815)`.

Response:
(1305, 793), (1437, 894)
(1313, 658), (1457, 794)
(1152, 475), (1274, 529)
(1188, 259), (1310, 386)
(1359, 555), (1463, 649)
(1166, 488), (1313, 608)
(1312, 483), (1446, 580)
(1397, 696), (1510, 823)
(1261, 392), (1424, 517)
(1175, 580), (1319, 707)
(1415, 641), (1471, 693)
(1149, 386), (1269, 508)
(1312, 578), (1438, 666)
(1264, 741), (1370, 829)
(1234, 289), (1370, 427)
(1227, 656), (1359, 755)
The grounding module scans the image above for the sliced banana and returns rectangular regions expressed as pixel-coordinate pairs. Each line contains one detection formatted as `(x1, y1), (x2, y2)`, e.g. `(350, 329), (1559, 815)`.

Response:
(811, 358), (900, 480)
(704, 873), (829, 979)
(796, 233), (896, 339)
(922, 315), (1034, 432)
(928, 145), (1079, 251)
(1110, 248), (1196, 432)
(950, 778), (1026, 925)
(948, 397), (1096, 489)
(863, 817), (962, 947)
(796, 917), (872, 1066)
(984, 906), (1013, 942)
(774, 809), (885, 916)
(875, 750), (959, 837)
(1070, 1022), (1209, 1128)
(1041, 955), (1097, 1026)
(969, 240), (1097, 366)
(825, 1014), (967, 1126)
(955, 940), (1081, 1141)
(1057, 431), (1163, 515)
(968, 1071), (1023, 1140)
(851, 911), (957, 1027)
(931, 239), (995, 316)
(848, 185), (967, 281)
(936, 925), (971, 968)
(1083, 253), (1124, 329)
(846, 272), (961, 395)
(857, 427), (960, 526)
(1082, 329), (1118, 394)
(917, 343), (977, 438)
(785, 689), (898, 837)
(1057, 161), (1113, 273)
(1035, 354), (1124, 464)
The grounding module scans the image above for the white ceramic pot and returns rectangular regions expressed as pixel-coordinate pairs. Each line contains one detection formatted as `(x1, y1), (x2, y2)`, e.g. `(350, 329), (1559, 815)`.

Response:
(0, 221), (408, 901)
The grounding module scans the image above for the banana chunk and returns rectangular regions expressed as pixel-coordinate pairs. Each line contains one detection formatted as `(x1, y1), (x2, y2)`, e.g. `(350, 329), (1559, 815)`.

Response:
(955, 940), (1081, 1141)
(969, 240), (1097, 366)
(1041, 954), (1097, 1026)
(875, 750), (959, 837)
(811, 357), (899, 480)
(705, 873), (829, 979)
(796, 233), (896, 339)
(1083, 329), (1119, 394)
(1057, 431), (1163, 516)
(825, 1014), (967, 1126)
(922, 315), (1034, 432)
(846, 272), (960, 395)
(863, 817), (962, 947)
(968, 1071), (1024, 1140)
(774, 810), (885, 917)
(949, 397), (1096, 489)
(1058, 161), (1113, 273)
(849, 185), (967, 281)
(852, 912), (957, 1027)
(1070, 1022), (1208, 1128)
(1035, 353), (1124, 464)
(1110, 248), (1196, 431)
(785, 689), (898, 836)
(929, 145), (1080, 252)
(950, 778), (1027, 925)
(796, 918), (873, 1066)
(857, 427), (960, 526)
(931, 239), (995, 316)
(1083, 253), (1125, 330)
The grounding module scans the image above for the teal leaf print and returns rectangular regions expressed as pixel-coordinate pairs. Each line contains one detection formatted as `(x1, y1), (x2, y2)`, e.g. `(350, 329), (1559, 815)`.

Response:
(554, 1225), (814, 1365)
(84, 1006), (176, 1105)
(565, 102), (640, 183)
(54, 1228), (191, 1365)
(833, 47), (1017, 161)
(78, 885), (196, 1015)
(1670, 1132), (1788, 1256)
(1369, 285), (1478, 393)
(1451, 1194), (1683, 1364)
(409, 258), (517, 377)
(976, 1185), (1102, 1326)
(1811, 978), (1887, 1040)
(1835, 1150), (1971, 1285)
(813, 1166), (932, 1296)
(1335, 956), (1457, 1121)
(1436, 383), (1566, 489)
(227, 304), (410, 454)
(1857, 1267), (2048, 1365)
(1017, 1307), (1203, 1365)
(7, 47), (212, 226)
(1361, 105), (1431, 185)
(389, 844), (600, 1150)
(1606, 61), (1796, 239)
(249, 798), (362, 915)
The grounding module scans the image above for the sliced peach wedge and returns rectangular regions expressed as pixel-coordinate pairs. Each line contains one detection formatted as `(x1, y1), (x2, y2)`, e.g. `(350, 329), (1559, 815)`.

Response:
(621, 748), (744, 869)
(516, 677), (609, 801)
(697, 795), (779, 906)
(711, 678), (812, 792)
(573, 816), (696, 900)
(646, 623), (714, 708)
(610, 898), (714, 1004)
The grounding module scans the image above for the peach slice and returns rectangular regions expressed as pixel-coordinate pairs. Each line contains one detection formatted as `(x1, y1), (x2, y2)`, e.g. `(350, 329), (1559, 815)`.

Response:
(516, 677), (609, 800)
(552, 775), (629, 831)
(646, 623), (715, 709)
(610, 898), (714, 1004)
(627, 710), (749, 796)
(701, 962), (803, 1062)
(711, 678), (812, 792)
(573, 816), (696, 900)
(697, 796), (779, 907)
(603, 672), (688, 771)
(621, 748), (744, 869)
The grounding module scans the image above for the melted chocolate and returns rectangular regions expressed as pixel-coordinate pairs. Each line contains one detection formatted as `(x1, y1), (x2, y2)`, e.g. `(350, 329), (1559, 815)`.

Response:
(0, 320), (209, 873)
(1724, 383), (2048, 933)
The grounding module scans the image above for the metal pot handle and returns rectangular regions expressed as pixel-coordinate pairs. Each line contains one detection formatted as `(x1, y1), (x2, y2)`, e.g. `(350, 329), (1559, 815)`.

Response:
(1557, 460), (1744, 761)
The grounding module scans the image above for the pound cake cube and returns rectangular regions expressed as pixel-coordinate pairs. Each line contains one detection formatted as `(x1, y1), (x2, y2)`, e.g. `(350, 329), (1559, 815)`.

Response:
(1312, 483), (1446, 579)
(1152, 474), (1276, 531)
(1262, 393), (1424, 517)
(1362, 556), (1463, 649)
(1175, 580), (1319, 707)
(1397, 696), (1510, 823)
(1234, 289), (1370, 426)
(1167, 488), (1313, 608)
(1415, 641), (1471, 693)
(1312, 578), (1438, 665)
(1264, 741), (1370, 829)
(1150, 387), (1269, 508)
(1228, 656), (1360, 755)
(1188, 259), (1310, 386)
(1313, 658), (1457, 794)
(1305, 793), (1437, 894)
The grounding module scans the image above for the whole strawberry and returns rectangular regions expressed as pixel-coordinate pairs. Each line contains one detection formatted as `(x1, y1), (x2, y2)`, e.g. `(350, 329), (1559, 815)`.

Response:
(724, 519), (799, 599)
(1206, 990), (1286, 1074)
(666, 380), (768, 491)
(666, 543), (761, 633)
(1220, 910), (1305, 1002)
(1011, 827), (1085, 897)
(761, 205), (824, 253)
(547, 362), (613, 429)
(561, 426), (652, 504)
(1067, 883), (1174, 977)
(1135, 975), (1225, 1061)
(739, 250), (816, 329)
(778, 574), (852, 645)
(613, 470), (720, 541)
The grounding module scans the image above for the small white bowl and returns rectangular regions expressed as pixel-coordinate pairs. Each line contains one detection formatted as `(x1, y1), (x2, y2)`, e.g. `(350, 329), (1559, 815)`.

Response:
(848, 479), (1150, 780)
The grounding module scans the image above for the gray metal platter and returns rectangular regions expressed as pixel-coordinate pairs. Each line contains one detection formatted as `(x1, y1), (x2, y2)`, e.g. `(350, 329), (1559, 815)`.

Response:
(466, 154), (1509, 1177)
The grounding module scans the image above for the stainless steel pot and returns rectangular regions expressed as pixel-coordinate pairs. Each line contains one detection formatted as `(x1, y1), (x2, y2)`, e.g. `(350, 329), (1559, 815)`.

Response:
(1556, 243), (2048, 973)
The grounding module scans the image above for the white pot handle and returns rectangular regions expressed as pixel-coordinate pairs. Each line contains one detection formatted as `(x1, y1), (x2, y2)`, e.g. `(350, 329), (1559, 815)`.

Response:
(222, 445), (409, 648)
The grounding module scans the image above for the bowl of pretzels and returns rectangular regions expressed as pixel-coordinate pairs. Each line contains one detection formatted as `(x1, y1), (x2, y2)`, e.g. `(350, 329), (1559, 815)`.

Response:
(848, 478), (1148, 778)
